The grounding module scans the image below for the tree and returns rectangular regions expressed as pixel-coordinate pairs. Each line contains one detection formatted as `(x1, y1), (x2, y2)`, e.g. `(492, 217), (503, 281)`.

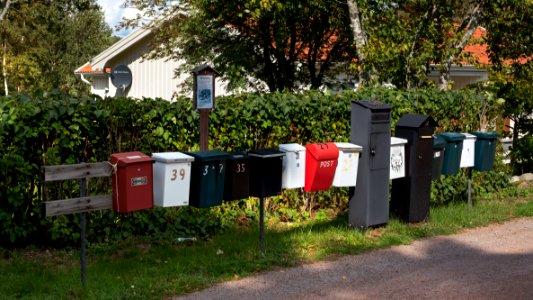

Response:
(123, 0), (356, 92)
(483, 0), (533, 171)
(0, 0), (116, 95)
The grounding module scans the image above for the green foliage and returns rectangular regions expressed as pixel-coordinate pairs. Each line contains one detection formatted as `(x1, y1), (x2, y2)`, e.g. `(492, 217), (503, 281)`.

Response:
(0, 87), (507, 247)
(0, 0), (116, 95)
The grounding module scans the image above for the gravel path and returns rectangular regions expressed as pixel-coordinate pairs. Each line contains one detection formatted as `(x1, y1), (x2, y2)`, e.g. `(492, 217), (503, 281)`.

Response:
(174, 217), (533, 300)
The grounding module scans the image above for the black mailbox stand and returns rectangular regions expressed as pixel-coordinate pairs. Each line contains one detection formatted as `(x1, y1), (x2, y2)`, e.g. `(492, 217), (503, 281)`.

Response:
(248, 149), (284, 253)
(349, 100), (391, 229)
(391, 114), (438, 222)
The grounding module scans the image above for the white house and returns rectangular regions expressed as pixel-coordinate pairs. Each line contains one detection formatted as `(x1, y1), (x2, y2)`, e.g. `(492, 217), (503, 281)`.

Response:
(75, 27), (227, 100)
(76, 25), (491, 99)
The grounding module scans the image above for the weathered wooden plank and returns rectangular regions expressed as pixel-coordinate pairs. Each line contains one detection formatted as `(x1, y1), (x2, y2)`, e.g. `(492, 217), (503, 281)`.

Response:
(45, 194), (112, 217)
(43, 162), (113, 182)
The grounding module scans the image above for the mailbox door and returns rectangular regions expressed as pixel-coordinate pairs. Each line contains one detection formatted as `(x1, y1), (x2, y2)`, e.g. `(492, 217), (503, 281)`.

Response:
(415, 137), (434, 177)
(460, 135), (476, 168)
(370, 132), (390, 170)
(122, 162), (153, 212)
(249, 150), (284, 198)
(224, 154), (249, 201)
(279, 144), (306, 189)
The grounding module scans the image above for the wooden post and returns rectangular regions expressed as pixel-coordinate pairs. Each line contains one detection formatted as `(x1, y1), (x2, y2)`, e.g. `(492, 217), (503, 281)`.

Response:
(200, 110), (209, 151)
(80, 178), (88, 287)
(43, 162), (113, 287)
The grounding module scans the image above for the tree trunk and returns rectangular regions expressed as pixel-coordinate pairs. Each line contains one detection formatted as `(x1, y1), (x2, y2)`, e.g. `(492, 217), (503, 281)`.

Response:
(2, 40), (7, 96)
(346, 0), (368, 87)
(439, 2), (484, 90)
(0, 0), (11, 22)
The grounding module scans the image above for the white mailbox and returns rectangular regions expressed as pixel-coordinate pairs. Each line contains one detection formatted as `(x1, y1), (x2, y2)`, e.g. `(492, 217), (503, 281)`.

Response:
(460, 133), (476, 168)
(390, 137), (408, 180)
(152, 152), (194, 207)
(279, 143), (306, 189)
(332, 142), (363, 187)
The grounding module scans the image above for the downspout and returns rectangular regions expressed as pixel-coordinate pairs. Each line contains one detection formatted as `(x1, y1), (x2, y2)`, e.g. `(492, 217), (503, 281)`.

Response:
(80, 73), (91, 85)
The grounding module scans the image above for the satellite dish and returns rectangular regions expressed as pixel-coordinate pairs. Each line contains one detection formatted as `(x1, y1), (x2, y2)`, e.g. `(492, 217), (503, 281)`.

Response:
(110, 65), (132, 91)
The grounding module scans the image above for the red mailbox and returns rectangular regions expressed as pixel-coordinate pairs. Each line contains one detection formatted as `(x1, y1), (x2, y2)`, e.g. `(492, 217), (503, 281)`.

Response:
(304, 143), (339, 192)
(111, 151), (154, 213)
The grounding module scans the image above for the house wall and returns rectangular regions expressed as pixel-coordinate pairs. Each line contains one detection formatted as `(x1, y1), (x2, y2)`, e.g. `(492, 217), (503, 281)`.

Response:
(91, 75), (109, 98)
(103, 36), (186, 100)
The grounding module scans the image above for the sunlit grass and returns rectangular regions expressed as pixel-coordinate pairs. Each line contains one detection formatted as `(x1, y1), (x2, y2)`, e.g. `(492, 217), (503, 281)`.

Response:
(1, 188), (531, 299)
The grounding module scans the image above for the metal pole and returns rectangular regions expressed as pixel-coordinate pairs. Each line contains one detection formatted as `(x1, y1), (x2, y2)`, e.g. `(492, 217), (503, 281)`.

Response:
(200, 110), (209, 151)
(259, 196), (265, 253)
(79, 178), (87, 287)
(467, 168), (472, 208)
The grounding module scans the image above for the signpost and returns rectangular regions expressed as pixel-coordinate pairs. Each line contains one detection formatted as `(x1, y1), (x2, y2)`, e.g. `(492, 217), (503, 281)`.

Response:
(192, 65), (219, 151)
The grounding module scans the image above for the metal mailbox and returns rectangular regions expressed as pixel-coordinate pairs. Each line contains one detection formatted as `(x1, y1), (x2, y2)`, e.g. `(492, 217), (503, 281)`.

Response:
(432, 136), (446, 179)
(472, 131), (499, 171)
(152, 152), (194, 207)
(460, 133), (477, 168)
(390, 137), (408, 179)
(438, 132), (465, 175)
(111, 151), (154, 213)
(332, 142), (363, 187)
(279, 143), (306, 189)
(304, 142), (339, 192)
(223, 152), (250, 201)
(248, 149), (284, 198)
(391, 114), (438, 223)
(349, 100), (391, 228)
(185, 150), (229, 208)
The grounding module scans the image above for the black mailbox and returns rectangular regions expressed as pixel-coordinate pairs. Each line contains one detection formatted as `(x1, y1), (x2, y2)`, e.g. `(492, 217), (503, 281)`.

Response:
(223, 152), (250, 201)
(349, 100), (391, 229)
(390, 114), (438, 223)
(248, 149), (284, 198)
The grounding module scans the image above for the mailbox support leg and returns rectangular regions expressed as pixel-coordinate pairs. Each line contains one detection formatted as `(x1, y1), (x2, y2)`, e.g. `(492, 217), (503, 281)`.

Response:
(79, 178), (87, 287)
(259, 196), (265, 254)
(467, 168), (472, 208)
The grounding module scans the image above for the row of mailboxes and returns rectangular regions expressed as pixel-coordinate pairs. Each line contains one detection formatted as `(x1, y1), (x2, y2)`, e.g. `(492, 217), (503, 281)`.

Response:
(433, 131), (499, 176)
(110, 142), (364, 213)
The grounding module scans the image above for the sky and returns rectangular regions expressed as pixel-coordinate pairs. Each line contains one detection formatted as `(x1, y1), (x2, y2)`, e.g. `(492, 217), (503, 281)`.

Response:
(97, 0), (140, 37)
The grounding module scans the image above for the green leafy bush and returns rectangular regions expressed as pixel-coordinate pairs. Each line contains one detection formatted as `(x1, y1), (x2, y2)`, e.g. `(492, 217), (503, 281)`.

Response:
(0, 88), (506, 247)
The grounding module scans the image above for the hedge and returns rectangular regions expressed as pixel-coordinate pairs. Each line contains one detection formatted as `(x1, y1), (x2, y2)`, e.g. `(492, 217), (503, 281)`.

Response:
(0, 88), (507, 247)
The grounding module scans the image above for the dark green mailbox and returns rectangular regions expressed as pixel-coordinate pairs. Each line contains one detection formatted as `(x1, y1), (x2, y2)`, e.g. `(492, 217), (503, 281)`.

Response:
(186, 150), (229, 208)
(472, 131), (499, 171)
(432, 136), (446, 179)
(437, 133), (465, 175)
(223, 152), (250, 201)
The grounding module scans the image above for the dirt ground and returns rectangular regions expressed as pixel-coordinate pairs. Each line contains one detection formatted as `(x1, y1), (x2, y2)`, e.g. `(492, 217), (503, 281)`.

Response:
(174, 217), (533, 300)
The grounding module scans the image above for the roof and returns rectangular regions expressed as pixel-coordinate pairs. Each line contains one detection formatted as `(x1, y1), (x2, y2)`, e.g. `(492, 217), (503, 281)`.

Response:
(396, 114), (438, 128)
(74, 62), (110, 74)
(453, 26), (530, 66)
(89, 26), (152, 71)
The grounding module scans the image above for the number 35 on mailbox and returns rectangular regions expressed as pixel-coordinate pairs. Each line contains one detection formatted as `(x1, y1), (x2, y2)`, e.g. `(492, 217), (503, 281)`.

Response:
(305, 143), (339, 192)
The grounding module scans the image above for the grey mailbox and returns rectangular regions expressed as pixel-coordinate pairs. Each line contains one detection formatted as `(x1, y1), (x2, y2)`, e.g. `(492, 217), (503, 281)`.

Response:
(349, 100), (391, 229)
(391, 114), (438, 223)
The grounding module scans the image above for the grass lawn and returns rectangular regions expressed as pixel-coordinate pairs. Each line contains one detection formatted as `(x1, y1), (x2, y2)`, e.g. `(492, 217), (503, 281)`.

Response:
(1, 188), (532, 299)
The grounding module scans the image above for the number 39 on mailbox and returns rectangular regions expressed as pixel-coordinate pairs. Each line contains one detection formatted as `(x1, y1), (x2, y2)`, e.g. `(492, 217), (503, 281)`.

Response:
(304, 143), (339, 192)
